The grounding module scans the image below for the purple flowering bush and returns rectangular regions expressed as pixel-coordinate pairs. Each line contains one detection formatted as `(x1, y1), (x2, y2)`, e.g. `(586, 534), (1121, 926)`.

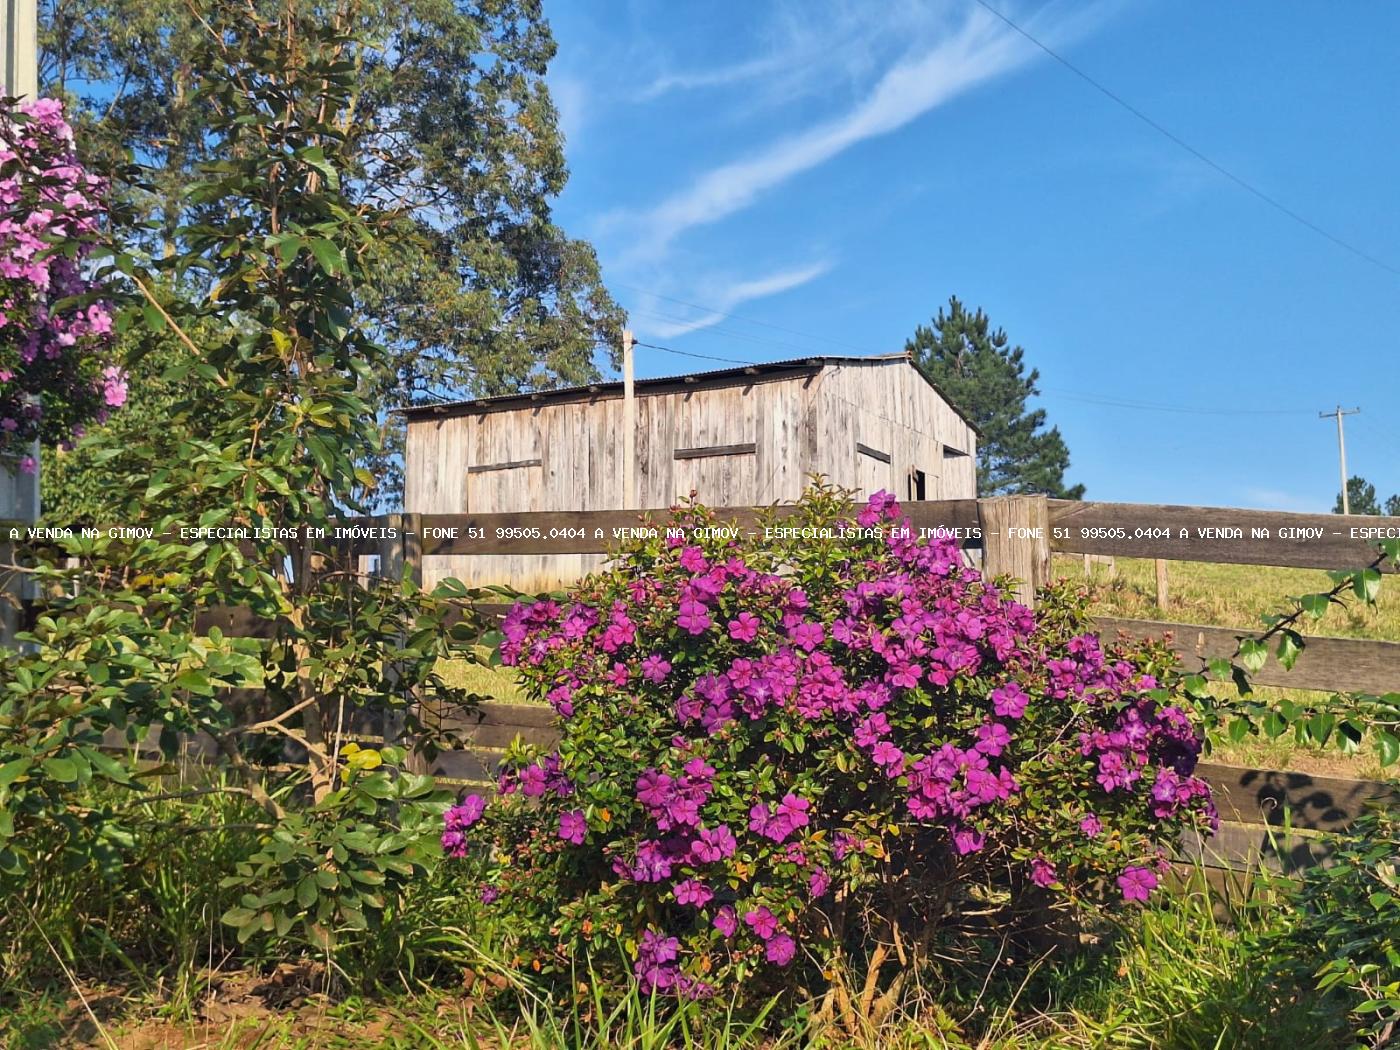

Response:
(445, 485), (1217, 1004)
(0, 97), (121, 471)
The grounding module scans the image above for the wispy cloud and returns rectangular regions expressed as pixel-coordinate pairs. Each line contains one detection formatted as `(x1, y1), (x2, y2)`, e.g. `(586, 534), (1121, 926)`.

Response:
(638, 55), (788, 101)
(639, 261), (833, 338)
(622, 5), (1063, 256)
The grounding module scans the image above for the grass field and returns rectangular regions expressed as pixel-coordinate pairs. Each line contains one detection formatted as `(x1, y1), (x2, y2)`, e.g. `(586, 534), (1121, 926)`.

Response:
(437, 557), (1399, 780)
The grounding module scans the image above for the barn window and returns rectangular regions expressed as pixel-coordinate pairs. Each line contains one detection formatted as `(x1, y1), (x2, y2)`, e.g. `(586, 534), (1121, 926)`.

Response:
(942, 444), (969, 459)
(907, 469), (927, 501)
(673, 443), (756, 460)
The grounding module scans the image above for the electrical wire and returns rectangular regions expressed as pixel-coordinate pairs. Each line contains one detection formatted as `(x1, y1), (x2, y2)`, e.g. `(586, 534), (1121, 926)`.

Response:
(970, 0), (1400, 279)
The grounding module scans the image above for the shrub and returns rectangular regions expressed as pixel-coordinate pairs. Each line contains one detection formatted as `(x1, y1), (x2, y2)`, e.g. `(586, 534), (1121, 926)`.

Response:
(445, 485), (1217, 1006)
(0, 97), (122, 471)
(1267, 806), (1400, 1047)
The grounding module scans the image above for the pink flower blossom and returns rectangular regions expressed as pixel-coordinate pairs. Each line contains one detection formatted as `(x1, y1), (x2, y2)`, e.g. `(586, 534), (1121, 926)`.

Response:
(1117, 866), (1158, 903)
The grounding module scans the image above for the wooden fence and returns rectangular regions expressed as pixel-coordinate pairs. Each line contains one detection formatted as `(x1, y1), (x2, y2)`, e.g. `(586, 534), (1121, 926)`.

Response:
(22, 495), (1400, 877)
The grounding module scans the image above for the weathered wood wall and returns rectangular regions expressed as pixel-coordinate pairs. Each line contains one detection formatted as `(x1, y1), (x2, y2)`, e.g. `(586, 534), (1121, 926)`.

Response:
(403, 360), (977, 592)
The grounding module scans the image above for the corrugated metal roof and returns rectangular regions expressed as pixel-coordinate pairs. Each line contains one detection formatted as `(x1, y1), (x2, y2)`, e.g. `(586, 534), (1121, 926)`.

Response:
(395, 353), (978, 434)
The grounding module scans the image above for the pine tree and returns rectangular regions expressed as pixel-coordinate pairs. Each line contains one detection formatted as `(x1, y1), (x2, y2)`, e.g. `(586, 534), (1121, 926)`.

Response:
(1333, 476), (1382, 515)
(906, 297), (1084, 499)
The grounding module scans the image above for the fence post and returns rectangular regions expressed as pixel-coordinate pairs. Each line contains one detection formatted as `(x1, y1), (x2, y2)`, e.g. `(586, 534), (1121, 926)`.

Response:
(1154, 558), (1169, 609)
(979, 495), (1050, 608)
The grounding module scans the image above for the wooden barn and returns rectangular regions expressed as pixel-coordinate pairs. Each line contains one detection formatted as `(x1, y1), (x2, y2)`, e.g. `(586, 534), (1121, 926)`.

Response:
(400, 353), (977, 590)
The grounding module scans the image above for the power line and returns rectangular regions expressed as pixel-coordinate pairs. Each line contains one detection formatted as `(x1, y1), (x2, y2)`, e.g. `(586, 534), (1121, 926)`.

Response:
(631, 295), (1315, 418)
(1041, 388), (1316, 417)
(631, 340), (757, 366)
(970, 0), (1400, 280)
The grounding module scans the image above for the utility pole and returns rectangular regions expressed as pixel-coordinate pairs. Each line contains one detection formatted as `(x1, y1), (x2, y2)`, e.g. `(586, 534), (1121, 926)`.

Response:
(1, 0), (38, 648)
(621, 329), (636, 509)
(1320, 405), (1361, 514)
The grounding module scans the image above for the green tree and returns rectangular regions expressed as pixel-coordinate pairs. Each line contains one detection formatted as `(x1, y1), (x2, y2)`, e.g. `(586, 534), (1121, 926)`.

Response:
(39, 0), (624, 508)
(42, 330), (228, 523)
(1334, 476), (1381, 516)
(1386, 493), (1400, 517)
(905, 296), (1084, 499)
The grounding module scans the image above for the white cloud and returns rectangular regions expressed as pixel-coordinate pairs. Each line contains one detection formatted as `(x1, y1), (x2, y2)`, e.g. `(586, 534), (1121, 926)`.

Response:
(638, 55), (788, 101)
(639, 261), (833, 338)
(624, 8), (1039, 256)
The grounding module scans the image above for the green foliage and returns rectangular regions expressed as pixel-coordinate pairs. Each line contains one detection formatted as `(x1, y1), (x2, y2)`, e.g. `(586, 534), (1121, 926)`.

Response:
(41, 0), (624, 507)
(1181, 547), (1400, 768)
(40, 329), (229, 523)
(0, 775), (267, 1009)
(0, 591), (264, 876)
(1333, 475), (1393, 516)
(5, 3), (491, 980)
(219, 746), (448, 968)
(1264, 808), (1400, 1049)
(906, 296), (1084, 499)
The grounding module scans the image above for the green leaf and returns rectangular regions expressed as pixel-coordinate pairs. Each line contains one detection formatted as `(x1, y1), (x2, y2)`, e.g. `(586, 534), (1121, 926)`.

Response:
(1353, 568), (1382, 604)
(296, 877), (318, 910)
(308, 239), (345, 276)
(42, 756), (79, 783)
(1238, 639), (1268, 674)
(297, 146), (340, 190)
(1298, 593), (1331, 619)
(1276, 630), (1303, 672)
(1377, 731), (1400, 769)
(0, 758), (31, 790)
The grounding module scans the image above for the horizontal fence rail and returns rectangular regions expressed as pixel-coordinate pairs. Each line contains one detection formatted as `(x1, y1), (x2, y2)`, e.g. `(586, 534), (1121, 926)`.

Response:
(18, 495), (1400, 882)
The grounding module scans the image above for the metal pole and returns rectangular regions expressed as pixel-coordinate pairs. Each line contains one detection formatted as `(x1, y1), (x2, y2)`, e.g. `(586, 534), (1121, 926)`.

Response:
(622, 329), (636, 509)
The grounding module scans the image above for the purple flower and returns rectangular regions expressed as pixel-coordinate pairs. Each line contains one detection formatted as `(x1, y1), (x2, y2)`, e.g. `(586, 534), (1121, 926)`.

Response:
(445, 794), (487, 830)
(679, 545), (708, 573)
(727, 612), (761, 642)
(744, 907), (778, 941)
(1117, 866), (1158, 903)
(673, 879), (714, 908)
(991, 682), (1029, 719)
(776, 793), (811, 831)
(765, 933), (797, 966)
(558, 810), (587, 845)
(641, 654), (672, 683)
(713, 906), (738, 938)
(1079, 813), (1103, 838)
(678, 598), (712, 635)
(789, 621), (825, 651)
(974, 721), (1012, 758)
(871, 740), (905, 775)
(636, 769), (675, 809)
(808, 868), (831, 898)
(440, 829), (466, 858)
(950, 825), (985, 855)
(692, 824), (737, 863)
(479, 884), (499, 904)
(1029, 857), (1057, 888)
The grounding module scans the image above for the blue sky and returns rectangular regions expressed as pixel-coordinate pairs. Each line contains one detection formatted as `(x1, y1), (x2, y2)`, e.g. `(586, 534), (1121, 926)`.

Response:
(542, 0), (1399, 512)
